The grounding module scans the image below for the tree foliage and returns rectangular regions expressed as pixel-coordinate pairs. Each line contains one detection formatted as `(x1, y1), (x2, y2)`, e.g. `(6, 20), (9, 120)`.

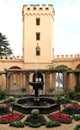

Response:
(0, 32), (13, 56)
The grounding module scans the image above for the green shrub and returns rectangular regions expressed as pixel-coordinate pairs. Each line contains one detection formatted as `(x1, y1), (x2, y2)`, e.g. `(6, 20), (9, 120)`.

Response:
(74, 92), (80, 102)
(4, 96), (15, 104)
(61, 117), (72, 124)
(24, 114), (47, 128)
(25, 122), (41, 128)
(62, 106), (80, 115)
(75, 84), (80, 92)
(0, 90), (6, 100)
(0, 105), (10, 116)
(73, 114), (80, 121)
(46, 120), (61, 128)
(10, 121), (24, 128)
(48, 88), (54, 92)
(74, 124), (80, 130)
(0, 118), (6, 124)
(65, 90), (75, 100)
(31, 109), (39, 117)
(21, 87), (27, 95)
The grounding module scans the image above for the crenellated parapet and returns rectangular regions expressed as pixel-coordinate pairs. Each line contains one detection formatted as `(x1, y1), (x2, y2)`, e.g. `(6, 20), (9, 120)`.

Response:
(0, 56), (23, 62)
(52, 54), (80, 62)
(22, 4), (55, 19)
(0, 54), (80, 62)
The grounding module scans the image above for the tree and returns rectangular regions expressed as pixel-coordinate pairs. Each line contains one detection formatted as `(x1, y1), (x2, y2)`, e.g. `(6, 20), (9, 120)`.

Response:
(0, 32), (13, 56)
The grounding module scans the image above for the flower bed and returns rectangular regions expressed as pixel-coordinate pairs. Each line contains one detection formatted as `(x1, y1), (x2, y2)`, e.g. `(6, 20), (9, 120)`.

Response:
(63, 103), (80, 108)
(49, 112), (72, 124)
(0, 103), (10, 108)
(0, 113), (23, 123)
(0, 104), (11, 116)
(62, 105), (80, 115)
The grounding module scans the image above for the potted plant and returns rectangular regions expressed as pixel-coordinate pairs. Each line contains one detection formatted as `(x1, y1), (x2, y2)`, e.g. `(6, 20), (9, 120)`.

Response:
(48, 87), (54, 96)
(21, 87), (27, 95)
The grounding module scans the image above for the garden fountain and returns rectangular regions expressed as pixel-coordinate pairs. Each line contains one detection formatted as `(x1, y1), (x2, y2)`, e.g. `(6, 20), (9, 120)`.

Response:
(14, 70), (59, 114)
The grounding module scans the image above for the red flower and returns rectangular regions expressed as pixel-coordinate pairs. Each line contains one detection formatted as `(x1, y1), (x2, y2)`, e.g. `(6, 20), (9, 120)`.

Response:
(0, 104), (10, 108)
(50, 112), (70, 122)
(5, 104), (10, 108)
(1, 113), (22, 122)
(63, 103), (80, 108)
(72, 103), (80, 108)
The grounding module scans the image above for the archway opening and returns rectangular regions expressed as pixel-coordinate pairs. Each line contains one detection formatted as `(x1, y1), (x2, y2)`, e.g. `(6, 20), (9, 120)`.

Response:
(33, 72), (43, 90)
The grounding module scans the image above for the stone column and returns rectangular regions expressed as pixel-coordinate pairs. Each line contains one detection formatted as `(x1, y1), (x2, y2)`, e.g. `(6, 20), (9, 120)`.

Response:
(25, 72), (30, 92)
(0, 74), (2, 89)
(50, 73), (56, 89)
(79, 73), (80, 84)
(63, 71), (67, 90)
(67, 73), (76, 90)
(45, 72), (50, 93)
(75, 73), (80, 90)
(6, 72), (11, 94)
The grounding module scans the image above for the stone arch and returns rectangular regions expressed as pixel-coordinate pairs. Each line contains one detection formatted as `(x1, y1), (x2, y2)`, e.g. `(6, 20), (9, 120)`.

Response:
(55, 64), (69, 70)
(9, 66), (21, 69)
(33, 72), (43, 82)
(55, 65), (69, 90)
(33, 72), (43, 89)
(7, 66), (26, 94)
(76, 64), (80, 69)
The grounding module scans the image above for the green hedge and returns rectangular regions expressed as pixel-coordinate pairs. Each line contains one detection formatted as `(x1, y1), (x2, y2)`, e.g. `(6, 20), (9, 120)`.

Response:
(73, 114), (80, 121)
(25, 122), (41, 128)
(0, 105), (10, 116)
(74, 124), (80, 130)
(46, 120), (61, 128)
(9, 121), (24, 128)
(0, 90), (6, 100)
(24, 114), (47, 128)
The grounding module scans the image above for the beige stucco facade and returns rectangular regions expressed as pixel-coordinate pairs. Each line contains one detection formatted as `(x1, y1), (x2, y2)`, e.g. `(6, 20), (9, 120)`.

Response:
(22, 4), (54, 64)
(0, 4), (80, 94)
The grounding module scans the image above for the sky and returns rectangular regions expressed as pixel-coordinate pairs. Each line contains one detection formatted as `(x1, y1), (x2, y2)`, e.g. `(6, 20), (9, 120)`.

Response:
(0, 0), (80, 56)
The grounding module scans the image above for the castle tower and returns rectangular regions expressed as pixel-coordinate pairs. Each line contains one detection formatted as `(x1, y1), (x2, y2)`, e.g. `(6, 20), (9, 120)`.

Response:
(22, 4), (55, 65)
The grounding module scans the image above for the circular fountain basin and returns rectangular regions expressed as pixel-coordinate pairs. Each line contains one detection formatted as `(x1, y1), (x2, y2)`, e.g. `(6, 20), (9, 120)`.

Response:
(14, 97), (59, 114)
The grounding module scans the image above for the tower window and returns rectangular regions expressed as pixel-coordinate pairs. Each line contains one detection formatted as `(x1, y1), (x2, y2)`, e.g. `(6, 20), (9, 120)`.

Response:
(36, 50), (40, 56)
(33, 6), (36, 10)
(36, 44), (40, 56)
(27, 7), (30, 10)
(36, 33), (40, 40)
(36, 18), (40, 25)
